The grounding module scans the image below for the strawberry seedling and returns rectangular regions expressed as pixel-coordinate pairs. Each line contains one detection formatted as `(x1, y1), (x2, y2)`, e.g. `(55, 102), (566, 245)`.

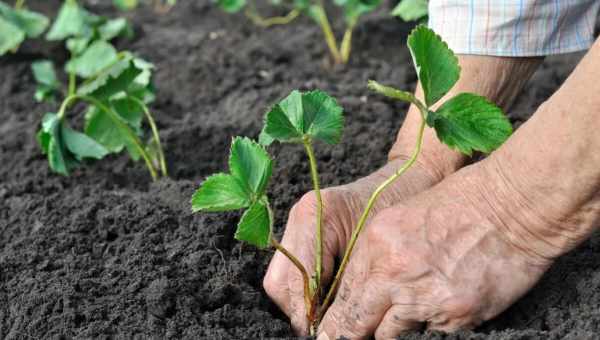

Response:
(0, 0), (49, 56)
(35, 0), (166, 180)
(191, 25), (512, 334)
(215, 0), (382, 64)
(392, 0), (428, 22)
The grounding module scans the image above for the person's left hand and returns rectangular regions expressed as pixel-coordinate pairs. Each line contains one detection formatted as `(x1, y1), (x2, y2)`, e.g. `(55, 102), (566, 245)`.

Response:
(317, 160), (558, 340)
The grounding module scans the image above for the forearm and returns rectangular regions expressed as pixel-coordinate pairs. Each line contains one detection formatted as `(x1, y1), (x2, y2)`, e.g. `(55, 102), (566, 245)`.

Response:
(389, 55), (543, 177)
(480, 38), (600, 260)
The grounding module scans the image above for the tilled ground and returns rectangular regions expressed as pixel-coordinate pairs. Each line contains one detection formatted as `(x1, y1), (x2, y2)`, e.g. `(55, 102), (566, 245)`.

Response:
(1, 1), (599, 339)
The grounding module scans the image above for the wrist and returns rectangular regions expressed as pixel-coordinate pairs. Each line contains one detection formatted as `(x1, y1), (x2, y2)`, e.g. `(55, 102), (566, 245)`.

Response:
(471, 150), (599, 264)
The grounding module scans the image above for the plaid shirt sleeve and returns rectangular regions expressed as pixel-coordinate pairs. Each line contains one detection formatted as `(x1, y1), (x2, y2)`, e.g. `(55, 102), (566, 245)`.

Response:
(428, 0), (600, 56)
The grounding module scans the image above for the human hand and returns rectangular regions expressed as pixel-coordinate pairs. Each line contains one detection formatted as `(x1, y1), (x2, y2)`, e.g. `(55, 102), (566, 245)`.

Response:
(263, 156), (447, 335)
(317, 114), (600, 339)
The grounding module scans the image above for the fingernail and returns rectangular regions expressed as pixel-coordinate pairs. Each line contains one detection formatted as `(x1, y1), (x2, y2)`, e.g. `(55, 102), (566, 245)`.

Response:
(317, 333), (330, 340)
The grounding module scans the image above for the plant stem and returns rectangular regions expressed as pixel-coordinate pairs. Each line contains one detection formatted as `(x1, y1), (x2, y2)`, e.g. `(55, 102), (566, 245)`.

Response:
(14, 0), (25, 10)
(244, 7), (300, 27)
(128, 96), (168, 177)
(68, 73), (76, 97)
(318, 116), (427, 321)
(340, 20), (356, 64)
(367, 80), (429, 115)
(57, 94), (159, 180)
(270, 236), (313, 320)
(313, 2), (342, 64)
(302, 137), (324, 299)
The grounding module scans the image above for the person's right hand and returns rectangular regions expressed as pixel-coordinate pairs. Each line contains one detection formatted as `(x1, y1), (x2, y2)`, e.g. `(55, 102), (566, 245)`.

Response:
(263, 156), (449, 335)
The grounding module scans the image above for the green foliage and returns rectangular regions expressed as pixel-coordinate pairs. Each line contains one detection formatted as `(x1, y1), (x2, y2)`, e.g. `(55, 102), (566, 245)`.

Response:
(217, 0), (246, 13)
(191, 137), (273, 248)
(0, 17), (25, 55)
(407, 25), (460, 107)
(428, 93), (512, 155)
(46, 0), (85, 41)
(37, 112), (108, 175)
(31, 60), (60, 102)
(334, 0), (381, 24)
(392, 0), (428, 22)
(0, 1), (49, 55)
(260, 90), (344, 145)
(35, 1), (165, 180)
(113, 0), (139, 11)
(66, 40), (118, 77)
(236, 200), (271, 249)
(371, 25), (512, 155)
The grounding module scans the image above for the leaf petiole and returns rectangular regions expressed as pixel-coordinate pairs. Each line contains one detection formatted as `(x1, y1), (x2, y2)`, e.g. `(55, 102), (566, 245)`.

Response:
(270, 236), (313, 320)
(128, 95), (168, 177)
(244, 7), (300, 27)
(318, 113), (427, 322)
(14, 0), (25, 10)
(312, 2), (342, 64)
(57, 94), (159, 180)
(340, 19), (356, 64)
(302, 136), (323, 300)
(367, 80), (429, 119)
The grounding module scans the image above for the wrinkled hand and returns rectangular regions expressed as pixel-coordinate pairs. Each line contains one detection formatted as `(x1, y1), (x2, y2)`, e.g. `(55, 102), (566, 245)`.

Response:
(318, 162), (557, 339)
(263, 157), (445, 334)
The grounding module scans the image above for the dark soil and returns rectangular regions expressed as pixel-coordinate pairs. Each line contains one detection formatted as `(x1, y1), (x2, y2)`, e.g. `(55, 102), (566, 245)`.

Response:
(1, 1), (599, 339)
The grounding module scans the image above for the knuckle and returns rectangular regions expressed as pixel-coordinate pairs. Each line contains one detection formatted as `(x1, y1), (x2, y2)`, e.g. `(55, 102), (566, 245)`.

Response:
(443, 295), (479, 319)
(367, 208), (402, 244)
(293, 191), (320, 216)
(262, 272), (284, 299)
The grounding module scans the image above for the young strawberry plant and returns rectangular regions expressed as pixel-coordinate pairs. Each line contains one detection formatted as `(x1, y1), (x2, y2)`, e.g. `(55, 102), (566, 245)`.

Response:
(113, 0), (177, 12)
(35, 0), (166, 180)
(215, 0), (382, 64)
(0, 0), (49, 56)
(391, 0), (428, 22)
(191, 25), (512, 334)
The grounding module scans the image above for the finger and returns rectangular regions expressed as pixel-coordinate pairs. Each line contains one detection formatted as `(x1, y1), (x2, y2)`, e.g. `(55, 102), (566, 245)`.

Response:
(263, 250), (292, 315)
(263, 205), (307, 318)
(426, 317), (479, 333)
(321, 278), (390, 339)
(288, 264), (310, 335)
(374, 306), (422, 340)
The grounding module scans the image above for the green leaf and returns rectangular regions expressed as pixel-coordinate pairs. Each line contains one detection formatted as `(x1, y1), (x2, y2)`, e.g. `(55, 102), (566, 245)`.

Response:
(407, 25), (460, 108)
(113, 0), (139, 11)
(98, 18), (132, 41)
(61, 123), (109, 160)
(46, 0), (85, 41)
(31, 60), (60, 102)
(67, 40), (118, 78)
(303, 90), (344, 144)
(83, 101), (143, 160)
(37, 113), (70, 175)
(229, 137), (273, 197)
(217, 0), (246, 13)
(263, 90), (344, 145)
(0, 16), (25, 55)
(191, 173), (251, 212)
(77, 54), (142, 99)
(258, 128), (275, 146)
(264, 103), (304, 143)
(38, 113), (56, 154)
(391, 0), (428, 22)
(430, 93), (512, 155)
(66, 36), (91, 55)
(0, 2), (49, 38)
(335, 0), (381, 24)
(32, 60), (58, 87)
(235, 200), (271, 248)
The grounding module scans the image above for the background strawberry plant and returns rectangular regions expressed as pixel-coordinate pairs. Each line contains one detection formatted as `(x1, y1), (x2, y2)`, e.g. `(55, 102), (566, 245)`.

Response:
(0, 1), (599, 339)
